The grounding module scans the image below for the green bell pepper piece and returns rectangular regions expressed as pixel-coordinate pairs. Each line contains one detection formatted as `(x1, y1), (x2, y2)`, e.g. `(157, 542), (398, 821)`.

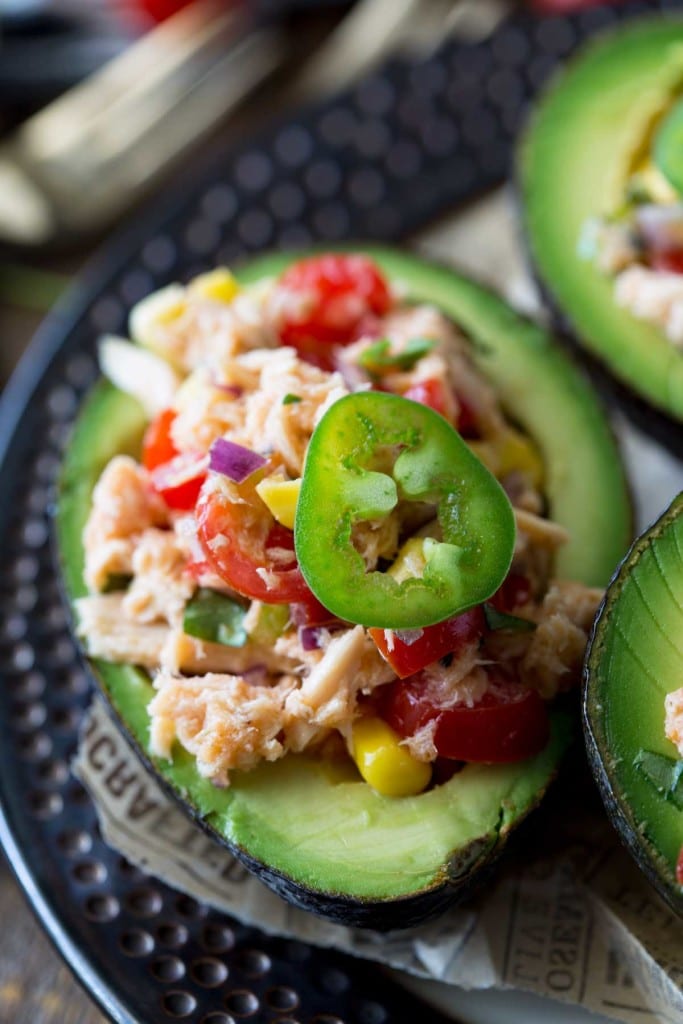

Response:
(358, 337), (436, 374)
(294, 391), (515, 629)
(483, 604), (536, 633)
(183, 589), (248, 647)
(635, 750), (683, 810)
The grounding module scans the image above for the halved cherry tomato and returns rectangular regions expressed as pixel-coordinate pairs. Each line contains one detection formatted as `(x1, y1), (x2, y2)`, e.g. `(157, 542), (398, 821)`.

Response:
(278, 254), (392, 369)
(676, 846), (683, 885)
(196, 480), (313, 603)
(381, 672), (550, 763)
(143, 408), (207, 510)
(150, 453), (207, 511)
(403, 377), (456, 424)
(132, 0), (195, 23)
(369, 606), (485, 679)
(142, 408), (179, 471)
(650, 248), (683, 275)
(401, 378), (481, 437)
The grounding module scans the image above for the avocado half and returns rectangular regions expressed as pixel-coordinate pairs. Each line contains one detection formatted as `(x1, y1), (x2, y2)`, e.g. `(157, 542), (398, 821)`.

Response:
(584, 493), (683, 915)
(519, 18), (683, 430)
(57, 248), (632, 929)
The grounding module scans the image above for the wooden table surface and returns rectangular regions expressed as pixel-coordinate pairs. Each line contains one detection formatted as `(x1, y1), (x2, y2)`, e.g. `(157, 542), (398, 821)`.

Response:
(0, 857), (106, 1024)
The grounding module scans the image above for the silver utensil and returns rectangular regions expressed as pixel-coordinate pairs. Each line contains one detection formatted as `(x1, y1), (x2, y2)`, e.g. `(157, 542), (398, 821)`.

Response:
(291, 0), (508, 99)
(0, 0), (285, 247)
(0, 0), (510, 250)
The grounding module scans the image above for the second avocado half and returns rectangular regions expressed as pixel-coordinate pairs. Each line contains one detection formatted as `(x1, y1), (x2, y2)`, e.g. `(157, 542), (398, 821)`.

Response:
(520, 17), (683, 433)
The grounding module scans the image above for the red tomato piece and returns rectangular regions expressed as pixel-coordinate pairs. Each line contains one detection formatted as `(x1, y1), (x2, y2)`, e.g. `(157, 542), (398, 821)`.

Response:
(142, 408), (179, 471)
(278, 254), (392, 369)
(150, 453), (207, 511)
(382, 672), (550, 763)
(369, 606), (485, 679)
(290, 593), (339, 627)
(403, 377), (456, 424)
(490, 573), (532, 613)
(650, 248), (683, 275)
(677, 847), (683, 885)
(134, 0), (194, 23)
(350, 313), (385, 342)
(453, 389), (480, 439)
(196, 480), (313, 603)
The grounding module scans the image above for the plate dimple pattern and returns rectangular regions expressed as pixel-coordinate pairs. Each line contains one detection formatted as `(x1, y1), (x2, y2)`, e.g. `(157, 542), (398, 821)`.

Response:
(0, 2), (677, 1022)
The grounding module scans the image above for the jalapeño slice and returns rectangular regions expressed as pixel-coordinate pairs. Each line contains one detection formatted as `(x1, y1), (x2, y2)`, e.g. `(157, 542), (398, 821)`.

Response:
(294, 391), (515, 629)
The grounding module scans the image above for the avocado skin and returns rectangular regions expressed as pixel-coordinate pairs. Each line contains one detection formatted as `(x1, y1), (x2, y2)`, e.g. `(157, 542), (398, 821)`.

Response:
(57, 248), (631, 928)
(519, 17), (683, 435)
(86, 660), (506, 929)
(584, 493), (683, 916)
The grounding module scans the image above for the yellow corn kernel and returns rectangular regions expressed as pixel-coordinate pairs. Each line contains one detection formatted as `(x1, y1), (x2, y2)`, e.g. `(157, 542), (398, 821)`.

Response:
(387, 537), (429, 583)
(255, 477), (301, 530)
(630, 159), (679, 205)
(351, 717), (431, 797)
(129, 284), (186, 351)
(188, 268), (240, 304)
(497, 429), (544, 489)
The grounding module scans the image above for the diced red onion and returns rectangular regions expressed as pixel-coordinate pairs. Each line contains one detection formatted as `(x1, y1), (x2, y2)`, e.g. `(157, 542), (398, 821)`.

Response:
(242, 664), (268, 686)
(299, 626), (322, 651)
(393, 628), (424, 647)
(215, 383), (243, 398)
(209, 438), (267, 482)
(298, 622), (349, 649)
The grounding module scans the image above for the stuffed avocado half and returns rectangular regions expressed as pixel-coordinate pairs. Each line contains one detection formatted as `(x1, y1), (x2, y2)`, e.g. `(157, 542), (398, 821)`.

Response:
(57, 248), (631, 928)
(520, 17), (683, 428)
(584, 493), (683, 915)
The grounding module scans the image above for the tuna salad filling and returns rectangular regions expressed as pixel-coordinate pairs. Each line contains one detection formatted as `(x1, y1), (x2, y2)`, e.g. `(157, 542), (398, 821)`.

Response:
(581, 104), (683, 350)
(77, 255), (601, 794)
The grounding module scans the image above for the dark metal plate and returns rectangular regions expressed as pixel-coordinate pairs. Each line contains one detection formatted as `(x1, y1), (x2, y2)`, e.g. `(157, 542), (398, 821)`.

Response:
(0, 2), (679, 1021)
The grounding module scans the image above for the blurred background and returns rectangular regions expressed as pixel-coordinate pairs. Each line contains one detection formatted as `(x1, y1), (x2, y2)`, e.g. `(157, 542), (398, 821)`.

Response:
(0, 0), (349, 381)
(0, 0), (614, 384)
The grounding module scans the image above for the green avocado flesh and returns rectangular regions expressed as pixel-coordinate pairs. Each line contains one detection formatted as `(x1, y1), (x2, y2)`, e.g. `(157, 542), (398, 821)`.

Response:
(520, 18), (683, 422)
(654, 97), (683, 194)
(57, 249), (630, 918)
(585, 493), (683, 913)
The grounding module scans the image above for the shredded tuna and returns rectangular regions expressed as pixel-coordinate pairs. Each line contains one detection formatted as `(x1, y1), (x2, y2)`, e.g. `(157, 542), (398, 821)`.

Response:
(83, 456), (168, 591)
(171, 373), (247, 454)
(593, 220), (640, 274)
(238, 348), (348, 475)
(614, 265), (683, 347)
(285, 626), (394, 730)
(76, 594), (169, 668)
(123, 528), (195, 625)
(521, 582), (602, 698)
(134, 285), (281, 373)
(149, 674), (304, 784)
(665, 688), (683, 756)
(515, 508), (570, 550)
(351, 511), (401, 570)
